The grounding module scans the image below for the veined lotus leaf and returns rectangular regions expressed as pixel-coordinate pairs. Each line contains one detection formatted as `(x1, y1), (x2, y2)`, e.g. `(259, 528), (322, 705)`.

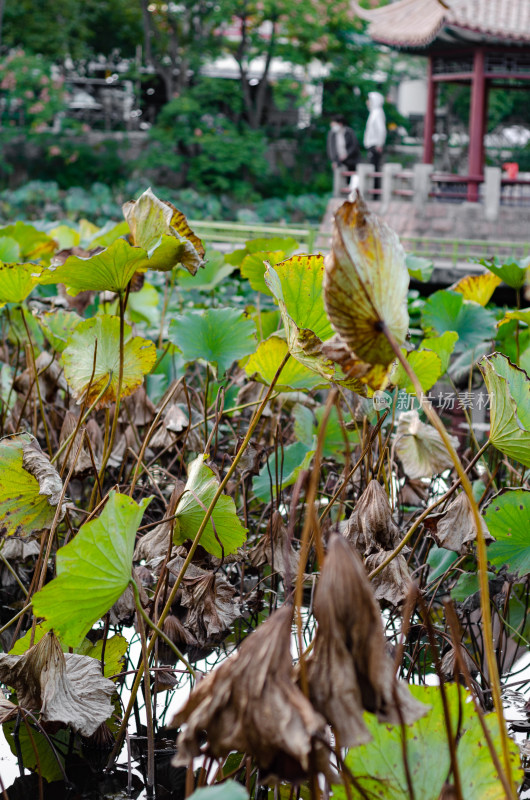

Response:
(32, 492), (151, 647)
(422, 290), (497, 353)
(450, 271), (502, 306)
(86, 220), (130, 249)
(245, 335), (327, 392)
(0, 631), (115, 737)
(421, 331), (458, 374)
(391, 349), (442, 394)
(395, 410), (458, 479)
(168, 307), (256, 378)
(481, 256), (526, 290)
(334, 683), (522, 800)
(479, 353), (530, 467)
(38, 238), (147, 295)
(0, 262), (42, 307)
(498, 309), (530, 328)
(38, 308), (82, 353)
(123, 187), (205, 275)
(0, 221), (56, 261)
(174, 454), (247, 557)
(484, 489), (530, 576)
(0, 236), (20, 262)
(61, 314), (157, 408)
(0, 433), (66, 538)
(406, 254), (433, 282)
(323, 195), (409, 366)
(241, 250), (286, 296)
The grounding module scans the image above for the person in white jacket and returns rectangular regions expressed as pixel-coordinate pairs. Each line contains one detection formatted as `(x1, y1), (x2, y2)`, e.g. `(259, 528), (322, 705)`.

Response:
(363, 91), (386, 191)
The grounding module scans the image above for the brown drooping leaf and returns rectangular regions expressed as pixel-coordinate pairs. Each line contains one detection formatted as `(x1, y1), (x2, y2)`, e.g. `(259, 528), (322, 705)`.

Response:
(14, 351), (68, 401)
(134, 479), (186, 563)
(0, 689), (18, 723)
(122, 386), (156, 427)
(171, 605), (330, 782)
(248, 511), (299, 578)
(395, 410), (457, 479)
(344, 480), (401, 555)
(0, 631), (115, 736)
(441, 643), (478, 679)
(21, 436), (66, 521)
(162, 614), (198, 650)
(364, 551), (412, 606)
(424, 492), (493, 554)
(58, 411), (95, 476)
(180, 572), (241, 643)
(306, 536), (427, 747)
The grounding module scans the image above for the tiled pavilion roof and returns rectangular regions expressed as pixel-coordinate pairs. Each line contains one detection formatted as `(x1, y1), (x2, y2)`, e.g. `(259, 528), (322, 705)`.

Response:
(352, 0), (530, 48)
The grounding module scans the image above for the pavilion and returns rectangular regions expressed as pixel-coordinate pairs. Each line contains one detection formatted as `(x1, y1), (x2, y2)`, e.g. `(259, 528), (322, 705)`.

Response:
(353, 0), (530, 200)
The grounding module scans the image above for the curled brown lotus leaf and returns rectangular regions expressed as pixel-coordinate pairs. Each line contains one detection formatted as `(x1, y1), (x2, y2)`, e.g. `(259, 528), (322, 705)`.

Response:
(134, 479), (186, 563)
(15, 351), (67, 401)
(0, 631), (115, 736)
(306, 536), (427, 747)
(0, 689), (18, 723)
(163, 614), (198, 649)
(248, 511), (299, 579)
(364, 551), (412, 606)
(171, 605), (330, 782)
(180, 572), (241, 643)
(441, 643), (478, 679)
(423, 492), (493, 554)
(122, 386), (156, 427)
(395, 410), (458, 480)
(22, 437), (66, 520)
(344, 480), (401, 555)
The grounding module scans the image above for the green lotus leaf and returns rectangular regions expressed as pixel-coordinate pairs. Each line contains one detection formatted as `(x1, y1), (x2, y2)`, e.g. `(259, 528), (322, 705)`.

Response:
(421, 331), (458, 374)
(422, 290), (496, 352)
(84, 220), (130, 249)
(123, 187), (205, 275)
(0, 433), (65, 538)
(293, 403), (358, 463)
(169, 307), (256, 378)
(334, 684), (522, 800)
(38, 238), (147, 295)
(0, 236), (20, 262)
(188, 782), (249, 800)
(245, 335), (327, 392)
(61, 314), (157, 408)
(32, 492), (151, 648)
(0, 221), (56, 261)
(246, 236), (298, 255)
(174, 454), (247, 557)
(481, 256), (526, 289)
(406, 254), (433, 282)
(253, 441), (315, 502)
(38, 308), (82, 353)
(484, 489), (530, 576)
(48, 224), (81, 250)
(4, 721), (71, 783)
(241, 250), (285, 296)
(391, 349), (442, 394)
(479, 352), (530, 467)
(0, 262), (42, 307)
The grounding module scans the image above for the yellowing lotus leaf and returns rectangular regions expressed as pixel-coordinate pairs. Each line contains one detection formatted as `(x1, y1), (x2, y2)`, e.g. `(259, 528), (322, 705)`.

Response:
(449, 272), (501, 306)
(245, 335), (328, 392)
(323, 195), (409, 366)
(38, 238), (148, 295)
(479, 352), (530, 467)
(61, 314), (157, 408)
(123, 187), (205, 275)
(0, 262), (42, 307)
(395, 410), (458, 479)
(391, 349), (442, 395)
(0, 221), (56, 262)
(0, 433), (66, 538)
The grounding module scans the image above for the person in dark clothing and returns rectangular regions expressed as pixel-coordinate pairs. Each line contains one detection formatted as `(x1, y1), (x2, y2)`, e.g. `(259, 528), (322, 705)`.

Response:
(327, 114), (360, 171)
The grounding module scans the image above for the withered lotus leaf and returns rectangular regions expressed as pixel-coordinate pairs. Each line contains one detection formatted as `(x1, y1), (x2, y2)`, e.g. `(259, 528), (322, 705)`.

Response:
(0, 631), (115, 736)
(171, 605), (330, 782)
(323, 195), (409, 367)
(344, 480), (401, 556)
(248, 510), (299, 579)
(306, 536), (427, 746)
(424, 492), (493, 554)
(180, 572), (241, 642)
(395, 410), (457, 479)
(364, 551), (412, 606)
(0, 689), (17, 724)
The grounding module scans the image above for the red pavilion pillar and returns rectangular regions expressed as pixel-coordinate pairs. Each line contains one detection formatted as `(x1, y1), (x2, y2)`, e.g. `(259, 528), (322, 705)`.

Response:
(423, 55), (436, 164)
(468, 48), (487, 201)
